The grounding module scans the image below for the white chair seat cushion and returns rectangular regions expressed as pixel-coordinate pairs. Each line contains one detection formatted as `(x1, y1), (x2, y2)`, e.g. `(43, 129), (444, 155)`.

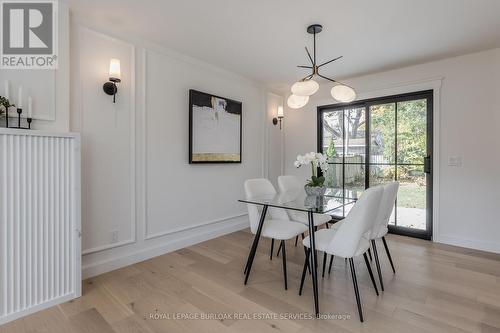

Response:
(302, 229), (370, 258)
(293, 212), (332, 226)
(261, 219), (308, 240)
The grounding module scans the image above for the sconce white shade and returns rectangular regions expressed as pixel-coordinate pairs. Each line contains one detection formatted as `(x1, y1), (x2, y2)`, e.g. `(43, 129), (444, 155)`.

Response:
(277, 105), (284, 118)
(291, 79), (319, 96)
(331, 84), (356, 103)
(109, 58), (121, 80)
(287, 94), (309, 109)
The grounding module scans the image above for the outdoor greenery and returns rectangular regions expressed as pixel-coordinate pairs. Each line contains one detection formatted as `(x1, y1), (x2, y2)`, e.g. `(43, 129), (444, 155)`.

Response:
(321, 99), (428, 212)
(371, 99), (426, 179)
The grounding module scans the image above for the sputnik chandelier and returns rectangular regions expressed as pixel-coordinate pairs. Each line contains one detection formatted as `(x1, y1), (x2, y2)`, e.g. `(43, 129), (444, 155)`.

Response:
(287, 24), (357, 109)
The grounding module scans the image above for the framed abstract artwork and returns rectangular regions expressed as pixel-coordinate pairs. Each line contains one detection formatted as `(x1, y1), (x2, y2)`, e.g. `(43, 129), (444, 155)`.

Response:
(189, 89), (242, 163)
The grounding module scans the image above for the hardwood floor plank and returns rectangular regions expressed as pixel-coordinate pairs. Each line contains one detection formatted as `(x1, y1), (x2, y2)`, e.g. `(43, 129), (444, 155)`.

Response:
(2, 231), (500, 333)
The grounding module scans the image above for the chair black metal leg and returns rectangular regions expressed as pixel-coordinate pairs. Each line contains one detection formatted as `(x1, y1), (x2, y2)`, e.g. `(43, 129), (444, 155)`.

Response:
(371, 239), (384, 291)
(363, 252), (379, 296)
(270, 238), (274, 261)
(299, 248), (311, 295)
(328, 255), (334, 274)
(302, 233), (305, 240)
(382, 236), (396, 274)
(349, 258), (364, 322)
(322, 252), (327, 278)
(281, 240), (288, 290)
(367, 248), (372, 261)
(276, 241), (282, 257)
(294, 235), (298, 247)
(244, 206), (268, 284)
(325, 222), (330, 229)
(303, 246), (311, 274)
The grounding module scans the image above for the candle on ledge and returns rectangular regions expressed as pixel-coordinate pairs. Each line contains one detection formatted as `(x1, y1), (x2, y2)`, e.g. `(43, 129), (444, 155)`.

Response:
(4, 80), (9, 99)
(17, 85), (23, 109)
(28, 96), (33, 118)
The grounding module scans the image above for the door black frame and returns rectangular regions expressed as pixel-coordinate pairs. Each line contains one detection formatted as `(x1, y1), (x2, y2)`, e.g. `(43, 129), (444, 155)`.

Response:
(317, 90), (433, 240)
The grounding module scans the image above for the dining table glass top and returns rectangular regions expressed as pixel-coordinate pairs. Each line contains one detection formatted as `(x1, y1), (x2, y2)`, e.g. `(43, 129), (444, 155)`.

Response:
(239, 187), (360, 215)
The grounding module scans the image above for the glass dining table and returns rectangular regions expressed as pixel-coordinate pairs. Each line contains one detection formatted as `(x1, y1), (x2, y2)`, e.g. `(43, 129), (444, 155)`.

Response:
(239, 188), (358, 316)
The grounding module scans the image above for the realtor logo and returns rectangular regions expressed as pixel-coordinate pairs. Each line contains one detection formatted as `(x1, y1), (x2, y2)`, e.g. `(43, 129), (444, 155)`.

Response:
(1, 0), (58, 69)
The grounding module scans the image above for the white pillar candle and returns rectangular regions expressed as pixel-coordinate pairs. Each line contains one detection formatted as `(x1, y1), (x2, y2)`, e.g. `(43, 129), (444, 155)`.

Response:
(4, 80), (9, 100)
(28, 96), (33, 118)
(17, 85), (23, 108)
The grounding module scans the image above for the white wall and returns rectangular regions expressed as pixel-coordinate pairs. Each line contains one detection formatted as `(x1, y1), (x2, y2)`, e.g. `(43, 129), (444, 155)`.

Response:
(0, 1), (70, 132)
(282, 48), (500, 253)
(70, 21), (268, 277)
(265, 93), (284, 188)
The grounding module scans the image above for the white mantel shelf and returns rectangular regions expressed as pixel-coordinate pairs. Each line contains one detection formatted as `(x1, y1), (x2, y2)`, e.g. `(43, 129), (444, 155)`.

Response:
(0, 127), (80, 139)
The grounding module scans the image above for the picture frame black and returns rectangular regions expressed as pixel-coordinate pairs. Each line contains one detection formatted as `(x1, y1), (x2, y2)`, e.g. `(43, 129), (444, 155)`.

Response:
(189, 89), (242, 164)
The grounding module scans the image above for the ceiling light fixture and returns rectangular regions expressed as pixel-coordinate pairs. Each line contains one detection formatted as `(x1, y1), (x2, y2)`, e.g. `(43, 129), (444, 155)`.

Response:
(288, 24), (357, 108)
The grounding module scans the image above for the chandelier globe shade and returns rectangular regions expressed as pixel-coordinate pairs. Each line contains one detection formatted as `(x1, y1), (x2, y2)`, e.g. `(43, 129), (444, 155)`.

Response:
(331, 84), (357, 103)
(291, 79), (319, 96)
(287, 94), (309, 109)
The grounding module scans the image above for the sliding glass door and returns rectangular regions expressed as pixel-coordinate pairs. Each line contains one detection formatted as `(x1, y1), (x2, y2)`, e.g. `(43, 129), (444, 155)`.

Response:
(318, 91), (433, 240)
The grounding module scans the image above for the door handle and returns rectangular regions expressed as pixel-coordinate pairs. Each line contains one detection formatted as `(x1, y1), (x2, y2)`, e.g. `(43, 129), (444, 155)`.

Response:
(424, 156), (431, 173)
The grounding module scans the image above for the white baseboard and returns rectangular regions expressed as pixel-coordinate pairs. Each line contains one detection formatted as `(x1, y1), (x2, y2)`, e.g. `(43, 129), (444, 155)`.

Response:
(437, 234), (500, 254)
(0, 293), (77, 325)
(82, 216), (248, 279)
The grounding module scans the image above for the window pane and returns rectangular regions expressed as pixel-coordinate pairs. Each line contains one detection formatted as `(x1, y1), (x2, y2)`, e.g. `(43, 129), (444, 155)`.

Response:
(345, 164), (365, 193)
(324, 163), (342, 189)
(345, 107), (366, 162)
(397, 99), (427, 165)
(396, 165), (426, 230)
(321, 110), (343, 161)
(369, 165), (395, 186)
(370, 103), (395, 164)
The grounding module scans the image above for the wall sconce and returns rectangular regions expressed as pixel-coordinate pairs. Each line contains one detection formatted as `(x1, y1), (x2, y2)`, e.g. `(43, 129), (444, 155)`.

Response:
(272, 105), (284, 129)
(103, 58), (121, 103)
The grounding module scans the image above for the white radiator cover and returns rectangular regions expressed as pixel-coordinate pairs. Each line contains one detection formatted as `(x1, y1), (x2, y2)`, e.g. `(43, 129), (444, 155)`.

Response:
(0, 129), (81, 325)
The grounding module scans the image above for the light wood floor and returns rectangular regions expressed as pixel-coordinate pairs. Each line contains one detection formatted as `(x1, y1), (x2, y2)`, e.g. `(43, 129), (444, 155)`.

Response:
(2, 230), (500, 333)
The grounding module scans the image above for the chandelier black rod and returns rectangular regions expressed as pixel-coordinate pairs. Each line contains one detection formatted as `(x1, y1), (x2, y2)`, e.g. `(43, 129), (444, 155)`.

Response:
(317, 73), (337, 83)
(313, 30), (317, 66)
(318, 55), (343, 68)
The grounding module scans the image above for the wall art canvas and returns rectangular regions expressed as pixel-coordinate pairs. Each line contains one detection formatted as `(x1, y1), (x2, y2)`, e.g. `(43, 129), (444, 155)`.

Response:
(189, 90), (242, 163)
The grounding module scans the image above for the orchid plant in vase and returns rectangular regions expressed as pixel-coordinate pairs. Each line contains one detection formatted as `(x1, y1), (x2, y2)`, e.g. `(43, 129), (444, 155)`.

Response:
(294, 152), (329, 196)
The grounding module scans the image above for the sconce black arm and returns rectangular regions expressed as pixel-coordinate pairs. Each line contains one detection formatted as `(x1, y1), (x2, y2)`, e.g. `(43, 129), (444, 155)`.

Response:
(103, 77), (121, 103)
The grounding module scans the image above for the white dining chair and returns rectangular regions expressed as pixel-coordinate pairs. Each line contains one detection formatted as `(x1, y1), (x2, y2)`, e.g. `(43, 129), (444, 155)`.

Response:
(277, 175), (332, 247)
(368, 181), (399, 291)
(244, 178), (308, 290)
(299, 186), (384, 322)
(329, 181), (399, 291)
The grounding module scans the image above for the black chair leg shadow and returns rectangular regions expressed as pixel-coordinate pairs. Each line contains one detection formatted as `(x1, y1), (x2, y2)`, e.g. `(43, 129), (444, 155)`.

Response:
(276, 241), (282, 257)
(328, 255), (334, 275)
(363, 252), (379, 295)
(371, 239), (384, 291)
(322, 252), (327, 278)
(299, 248), (311, 295)
(281, 240), (288, 290)
(348, 258), (364, 322)
(270, 238), (274, 260)
(382, 236), (396, 273)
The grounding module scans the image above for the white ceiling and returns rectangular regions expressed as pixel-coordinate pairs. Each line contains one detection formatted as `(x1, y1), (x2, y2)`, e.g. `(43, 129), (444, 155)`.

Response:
(68, 0), (500, 93)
